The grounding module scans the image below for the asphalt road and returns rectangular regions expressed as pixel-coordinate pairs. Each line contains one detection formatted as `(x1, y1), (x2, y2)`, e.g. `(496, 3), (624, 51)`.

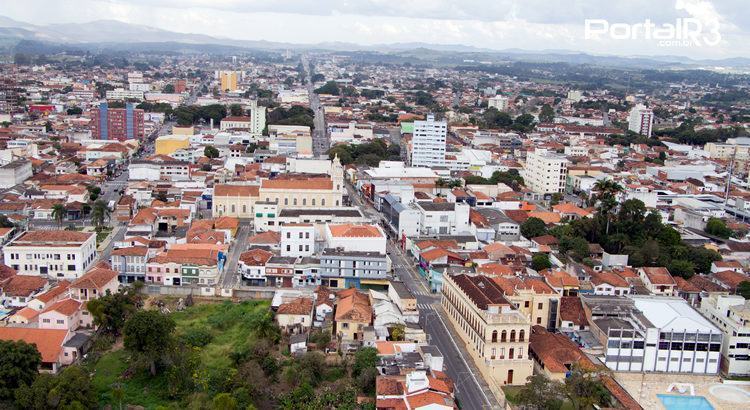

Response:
(347, 183), (501, 410)
(218, 221), (252, 288)
(301, 56), (329, 157)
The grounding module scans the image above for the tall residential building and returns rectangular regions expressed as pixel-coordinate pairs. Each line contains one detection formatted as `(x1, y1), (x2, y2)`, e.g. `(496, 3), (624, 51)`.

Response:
(218, 71), (239, 92)
(488, 96), (509, 111)
(91, 102), (145, 141)
(523, 148), (568, 194)
(441, 274), (534, 385)
(627, 103), (654, 137)
(410, 114), (447, 168)
(174, 79), (187, 93)
(700, 294), (750, 376)
(219, 101), (266, 136)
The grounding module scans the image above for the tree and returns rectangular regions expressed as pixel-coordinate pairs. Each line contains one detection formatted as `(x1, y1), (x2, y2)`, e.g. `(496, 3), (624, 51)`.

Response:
(512, 113), (536, 132)
(212, 393), (237, 410)
(563, 366), (611, 410)
(539, 104), (555, 123)
(51, 203), (65, 228)
(90, 200), (110, 230)
(521, 217), (547, 238)
(229, 104), (244, 117)
(559, 236), (590, 261)
(738, 281), (750, 299)
(248, 310), (280, 344)
(688, 247), (722, 274)
(668, 259), (695, 279)
(516, 373), (563, 410)
(0, 340), (42, 399)
(705, 217), (732, 238)
(123, 310), (176, 376)
(204, 145), (220, 159)
(66, 107), (83, 115)
(86, 291), (139, 336)
(531, 253), (552, 271)
(87, 185), (101, 201)
(314, 81), (340, 95)
(593, 179), (624, 234)
(15, 365), (96, 410)
(352, 347), (378, 377)
(162, 84), (175, 93)
(390, 325), (405, 341)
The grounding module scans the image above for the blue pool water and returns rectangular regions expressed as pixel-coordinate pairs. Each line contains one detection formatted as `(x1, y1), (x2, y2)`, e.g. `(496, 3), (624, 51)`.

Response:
(657, 394), (714, 410)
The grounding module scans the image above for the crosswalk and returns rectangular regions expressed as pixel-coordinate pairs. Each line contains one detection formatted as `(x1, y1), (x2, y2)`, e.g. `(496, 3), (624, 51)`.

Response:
(417, 303), (433, 311)
(412, 289), (431, 296)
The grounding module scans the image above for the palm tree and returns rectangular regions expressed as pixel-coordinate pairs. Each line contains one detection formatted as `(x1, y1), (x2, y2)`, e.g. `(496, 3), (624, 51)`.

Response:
(593, 179), (623, 235)
(91, 200), (111, 231)
(51, 203), (65, 228)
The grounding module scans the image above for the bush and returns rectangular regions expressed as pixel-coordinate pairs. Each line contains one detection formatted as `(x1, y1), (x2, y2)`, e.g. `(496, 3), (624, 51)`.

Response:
(181, 326), (213, 347)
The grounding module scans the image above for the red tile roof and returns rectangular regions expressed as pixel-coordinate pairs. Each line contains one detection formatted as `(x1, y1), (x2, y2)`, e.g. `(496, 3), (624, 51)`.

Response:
(0, 327), (68, 363)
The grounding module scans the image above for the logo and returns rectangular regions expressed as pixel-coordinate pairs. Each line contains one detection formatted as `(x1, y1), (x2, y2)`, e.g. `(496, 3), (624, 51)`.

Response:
(584, 18), (721, 48)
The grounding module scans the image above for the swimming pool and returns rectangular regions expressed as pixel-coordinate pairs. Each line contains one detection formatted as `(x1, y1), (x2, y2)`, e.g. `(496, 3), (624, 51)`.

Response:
(657, 394), (714, 410)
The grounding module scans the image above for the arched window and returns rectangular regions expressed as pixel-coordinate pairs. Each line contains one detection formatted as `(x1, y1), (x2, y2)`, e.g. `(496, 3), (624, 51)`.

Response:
(284, 198), (289, 205)
(312, 199), (316, 206)
(491, 330), (498, 343)
(322, 199), (326, 206)
(302, 198), (307, 206)
(510, 330), (516, 342)
(500, 330), (507, 342)
(519, 329), (525, 342)
(293, 198), (298, 205)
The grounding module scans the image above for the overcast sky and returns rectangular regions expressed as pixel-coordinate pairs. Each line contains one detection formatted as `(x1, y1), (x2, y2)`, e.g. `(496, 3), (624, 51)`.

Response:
(3, 0), (749, 59)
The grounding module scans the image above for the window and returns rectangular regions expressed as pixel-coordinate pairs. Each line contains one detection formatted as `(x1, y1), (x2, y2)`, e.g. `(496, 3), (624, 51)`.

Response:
(524, 301), (530, 308)
(536, 317), (542, 324)
(492, 330), (498, 343)
(510, 330), (516, 342)
(538, 303), (543, 310)
(68, 265), (75, 271)
(519, 330), (525, 342)
(56, 319), (64, 324)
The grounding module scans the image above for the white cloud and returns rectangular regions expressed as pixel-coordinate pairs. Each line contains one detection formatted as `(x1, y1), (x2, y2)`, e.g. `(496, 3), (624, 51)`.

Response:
(2, 0), (748, 58)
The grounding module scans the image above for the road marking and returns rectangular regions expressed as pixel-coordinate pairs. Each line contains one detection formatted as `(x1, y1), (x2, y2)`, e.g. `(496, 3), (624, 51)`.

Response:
(429, 306), (493, 409)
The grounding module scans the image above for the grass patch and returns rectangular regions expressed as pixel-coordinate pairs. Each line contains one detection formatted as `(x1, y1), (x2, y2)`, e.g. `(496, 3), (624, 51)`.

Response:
(96, 227), (113, 245)
(501, 385), (523, 404)
(90, 300), (271, 409)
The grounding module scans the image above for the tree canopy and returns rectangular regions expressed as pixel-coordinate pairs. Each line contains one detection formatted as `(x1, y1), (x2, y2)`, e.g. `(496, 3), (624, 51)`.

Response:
(0, 340), (41, 400)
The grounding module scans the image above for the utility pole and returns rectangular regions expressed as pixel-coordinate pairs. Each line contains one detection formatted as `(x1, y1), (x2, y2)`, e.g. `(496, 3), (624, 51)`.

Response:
(725, 145), (737, 206)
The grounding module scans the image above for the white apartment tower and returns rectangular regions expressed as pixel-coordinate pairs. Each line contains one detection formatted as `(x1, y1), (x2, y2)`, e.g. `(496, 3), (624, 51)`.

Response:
(488, 96), (509, 111)
(628, 103), (654, 137)
(523, 148), (569, 194)
(410, 114), (447, 168)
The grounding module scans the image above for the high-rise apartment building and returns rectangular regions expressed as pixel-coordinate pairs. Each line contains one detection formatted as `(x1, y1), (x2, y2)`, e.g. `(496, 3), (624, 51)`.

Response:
(218, 71), (239, 92)
(410, 114), (446, 168)
(628, 103), (654, 137)
(91, 102), (145, 141)
(523, 148), (569, 194)
(174, 79), (187, 94)
(488, 95), (509, 111)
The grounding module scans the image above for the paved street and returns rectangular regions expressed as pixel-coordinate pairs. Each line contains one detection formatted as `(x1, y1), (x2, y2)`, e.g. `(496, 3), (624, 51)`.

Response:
(219, 221), (252, 288)
(347, 183), (501, 410)
(301, 56), (329, 157)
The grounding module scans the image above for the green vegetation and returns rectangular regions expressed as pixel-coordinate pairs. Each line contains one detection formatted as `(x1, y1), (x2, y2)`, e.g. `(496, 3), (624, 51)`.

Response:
(462, 169), (525, 190)
(510, 367), (613, 410)
(521, 217), (548, 239)
(328, 139), (400, 166)
(539, 103), (555, 123)
(267, 105), (315, 130)
(204, 145), (220, 159)
(174, 104), (228, 127)
(314, 81), (340, 95)
(548, 189), (722, 278)
(705, 217), (732, 239)
(84, 299), (376, 409)
(739, 281), (750, 300)
(531, 253), (552, 271)
(0, 340), (41, 400)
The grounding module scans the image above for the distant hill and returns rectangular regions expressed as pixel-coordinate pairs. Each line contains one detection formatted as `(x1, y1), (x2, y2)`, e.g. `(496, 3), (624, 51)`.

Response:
(1, 15), (750, 71)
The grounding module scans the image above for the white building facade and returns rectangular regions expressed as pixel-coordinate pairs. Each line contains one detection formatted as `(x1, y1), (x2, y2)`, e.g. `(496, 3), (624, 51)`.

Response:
(410, 115), (447, 168)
